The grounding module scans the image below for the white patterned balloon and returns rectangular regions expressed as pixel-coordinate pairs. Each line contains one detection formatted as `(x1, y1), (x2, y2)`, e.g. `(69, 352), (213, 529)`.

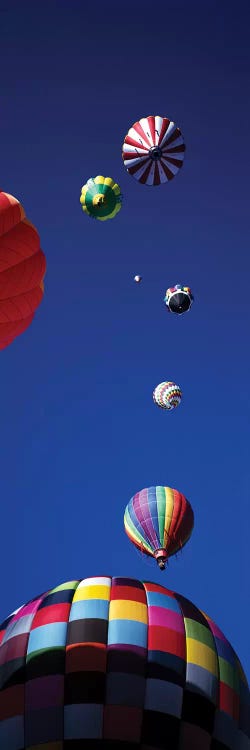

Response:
(153, 381), (182, 410)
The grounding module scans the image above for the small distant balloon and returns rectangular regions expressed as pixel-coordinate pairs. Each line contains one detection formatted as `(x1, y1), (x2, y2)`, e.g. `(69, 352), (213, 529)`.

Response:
(153, 381), (182, 410)
(165, 284), (194, 314)
(134, 275), (142, 283)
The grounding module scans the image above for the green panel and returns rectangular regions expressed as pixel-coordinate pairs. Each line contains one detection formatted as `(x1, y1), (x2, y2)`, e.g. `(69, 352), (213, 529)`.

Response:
(156, 486), (167, 546)
(49, 580), (79, 594)
(85, 184), (117, 218)
(26, 646), (65, 663)
(185, 618), (216, 649)
(219, 656), (239, 692)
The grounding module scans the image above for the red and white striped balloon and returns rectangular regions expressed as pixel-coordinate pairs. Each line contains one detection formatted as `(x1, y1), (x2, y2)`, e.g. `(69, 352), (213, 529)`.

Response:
(122, 115), (185, 186)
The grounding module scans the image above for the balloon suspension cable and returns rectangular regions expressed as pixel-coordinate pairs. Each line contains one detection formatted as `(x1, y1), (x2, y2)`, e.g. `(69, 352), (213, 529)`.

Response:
(136, 542), (154, 569)
(176, 535), (183, 558)
(139, 541), (146, 561)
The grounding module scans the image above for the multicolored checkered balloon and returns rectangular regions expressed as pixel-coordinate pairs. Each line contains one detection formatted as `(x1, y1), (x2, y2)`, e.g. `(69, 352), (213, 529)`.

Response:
(0, 576), (249, 748)
(153, 381), (182, 410)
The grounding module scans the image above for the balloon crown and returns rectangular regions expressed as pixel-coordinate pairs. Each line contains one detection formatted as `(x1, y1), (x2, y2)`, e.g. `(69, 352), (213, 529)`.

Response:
(164, 284), (194, 303)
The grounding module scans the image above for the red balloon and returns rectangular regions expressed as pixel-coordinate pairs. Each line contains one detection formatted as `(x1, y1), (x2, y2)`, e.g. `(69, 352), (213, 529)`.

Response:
(0, 192), (46, 349)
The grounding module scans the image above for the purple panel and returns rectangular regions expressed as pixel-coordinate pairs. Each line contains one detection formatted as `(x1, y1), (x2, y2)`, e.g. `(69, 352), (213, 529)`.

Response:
(25, 675), (64, 710)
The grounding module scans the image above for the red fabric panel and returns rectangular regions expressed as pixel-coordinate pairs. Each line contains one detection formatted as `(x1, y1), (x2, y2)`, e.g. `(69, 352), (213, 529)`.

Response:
(103, 705), (143, 742)
(0, 337), (15, 350)
(0, 314), (34, 343)
(31, 604), (71, 629)
(159, 117), (170, 144)
(0, 220), (40, 271)
(168, 492), (194, 556)
(110, 585), (146, 604)
(0, 285), (43, 323)
(219, 681), (240, 720)
(0, 250), (46, 299)
(66, 643), (107, 673)
(144, 582), (175, 596)
(147, 116), (156, 146)
(0, 633), (29, 665)
(0, 683), (24, 720)
(179, 722), (212, 749)
(148, 625), (186, 658)
(0, 192), (24, 238)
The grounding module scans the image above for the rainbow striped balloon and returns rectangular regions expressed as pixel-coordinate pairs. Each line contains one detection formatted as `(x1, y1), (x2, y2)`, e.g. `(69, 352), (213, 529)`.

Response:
(124, 486), (194, 569)
(153, 381), (182, 410)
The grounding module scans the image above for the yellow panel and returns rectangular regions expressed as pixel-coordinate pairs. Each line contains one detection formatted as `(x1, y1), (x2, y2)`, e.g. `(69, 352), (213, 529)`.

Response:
(109, 600), (147, 623)
(163, 487), (174, 545)
(124, 518), (152, 554)
(95, 175), (105, 184)
(104, 177), (114, 187)
(186, 637), (218, 675)
(73, 585), (110, 602)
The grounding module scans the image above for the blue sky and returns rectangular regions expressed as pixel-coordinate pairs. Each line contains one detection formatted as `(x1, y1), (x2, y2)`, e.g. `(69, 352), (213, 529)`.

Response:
(0, 0), (249, 680)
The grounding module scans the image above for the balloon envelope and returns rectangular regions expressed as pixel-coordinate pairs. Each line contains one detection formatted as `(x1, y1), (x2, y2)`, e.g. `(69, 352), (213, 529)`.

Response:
(122, 114), (185, 185)
(165, 285), (194, 314)
(0, 575), (249, 748)
(0, 192), (46, 349)
(80, 176), (122, 220)
(124, 485), (194, 568)
(153, 381), (182, 410)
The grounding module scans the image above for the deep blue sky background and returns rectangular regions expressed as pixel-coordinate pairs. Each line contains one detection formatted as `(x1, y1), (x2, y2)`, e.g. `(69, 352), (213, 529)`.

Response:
(0, 0), (249, 679)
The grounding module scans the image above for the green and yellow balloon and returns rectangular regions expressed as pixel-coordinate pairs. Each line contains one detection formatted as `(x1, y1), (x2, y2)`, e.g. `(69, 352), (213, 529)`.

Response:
(80, 175), (122, 221)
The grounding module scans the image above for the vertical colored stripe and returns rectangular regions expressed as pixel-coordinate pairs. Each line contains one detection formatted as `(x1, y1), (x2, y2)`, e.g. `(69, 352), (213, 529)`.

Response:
(156, 485), (168, 546)
(163, 487), (174, 549)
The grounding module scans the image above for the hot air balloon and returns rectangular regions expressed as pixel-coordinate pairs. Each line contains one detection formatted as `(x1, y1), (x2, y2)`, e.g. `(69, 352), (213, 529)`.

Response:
(122, 115), (185, 185)
(80, 176), (122, 221)
(124, 485), (194, 570)
(0, 191), (46, 350)
(165, 284), (194, 314)
(134, 274), (142, 283)
(153, 381), (182, 410)
(0, 575), (249, 748)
